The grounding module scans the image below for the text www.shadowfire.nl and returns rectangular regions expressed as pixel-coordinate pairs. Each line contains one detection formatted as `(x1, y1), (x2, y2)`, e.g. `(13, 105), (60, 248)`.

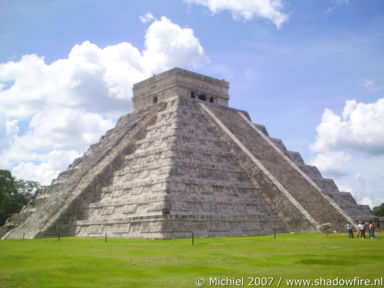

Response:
(194, 276), (383, 287)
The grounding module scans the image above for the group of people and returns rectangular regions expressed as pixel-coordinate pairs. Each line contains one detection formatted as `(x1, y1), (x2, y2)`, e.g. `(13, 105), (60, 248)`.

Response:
(346, 221), (377, 239)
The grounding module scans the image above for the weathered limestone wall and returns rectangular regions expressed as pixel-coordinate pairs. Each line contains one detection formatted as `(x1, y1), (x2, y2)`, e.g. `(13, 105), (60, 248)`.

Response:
(75, 96), (287, 239)
(75, 97), (178, 238)
(271, 142), (373, 222)
(161, 98), (285, 237)
(132, 68), (229, 110)
(204, 103), (354, 232)
(199, 104), (316, 232)
(248, 120), (373, 223)
(1, 104), (162, 239)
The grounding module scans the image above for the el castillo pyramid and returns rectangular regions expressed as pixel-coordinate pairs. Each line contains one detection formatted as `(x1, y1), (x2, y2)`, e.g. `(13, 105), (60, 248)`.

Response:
(1, 68), (373, 240)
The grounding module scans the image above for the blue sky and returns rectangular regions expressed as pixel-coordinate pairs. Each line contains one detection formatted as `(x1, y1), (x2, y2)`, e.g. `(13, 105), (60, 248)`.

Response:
(1, 0), (383, 207)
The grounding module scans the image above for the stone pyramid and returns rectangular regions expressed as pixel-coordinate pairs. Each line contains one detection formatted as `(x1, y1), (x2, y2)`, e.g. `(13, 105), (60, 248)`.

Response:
(1, 68), (373, 240)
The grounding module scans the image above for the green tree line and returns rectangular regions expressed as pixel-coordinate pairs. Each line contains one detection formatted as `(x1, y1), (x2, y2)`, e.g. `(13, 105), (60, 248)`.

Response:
(0, 170), (43, 226)
(373, 203), (384, 217)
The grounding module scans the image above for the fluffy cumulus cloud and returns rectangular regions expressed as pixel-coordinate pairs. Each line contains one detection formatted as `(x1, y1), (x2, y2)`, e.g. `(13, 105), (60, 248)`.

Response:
(311, 151), (351, 177)
(311, 99), (384, 154)
(184, 0), (288, 28)
(143, 17), (208, 72)
(310, 98), (384, 207)
(0, 16), (208, 184)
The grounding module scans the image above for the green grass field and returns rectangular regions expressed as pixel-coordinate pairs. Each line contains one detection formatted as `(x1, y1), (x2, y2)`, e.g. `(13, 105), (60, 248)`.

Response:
(0, 233), (383, 288)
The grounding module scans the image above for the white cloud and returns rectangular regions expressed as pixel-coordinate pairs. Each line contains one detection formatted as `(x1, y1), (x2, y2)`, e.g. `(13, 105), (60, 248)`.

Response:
(143, 16), (208, 72)
(139, 12), (155, 23)
(0, 118), (19, 147)
(310, 151), (351, 177)
(0, 16), (208, 184)
(337, 184), (354, 195)
(310, 98), (384, 207)
(12, 150), (81, 185)
(311, 98), (384, 155)
(18, 109), (115, 151)
(184, 0), (288, 28)
(361, 196), (373, 208)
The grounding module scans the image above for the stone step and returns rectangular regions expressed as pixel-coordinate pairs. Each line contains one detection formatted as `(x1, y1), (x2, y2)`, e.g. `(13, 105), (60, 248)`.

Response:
(86, 198), (270, 214)
(313, 178), (340, 194)
(124, 147), (233, 162)
(75, 213), (283, 239)
(88, 195), (166, 208)
(298, 164), (323, 180)
(134, 132), (221, 146)
(116, 158), (248, 177)
(288, 151), (305, 165)
(167, 175), (259, 189)
(206, 104), (350, 231)
(270, 137), (290, 157)
(254, 124), (269, 136)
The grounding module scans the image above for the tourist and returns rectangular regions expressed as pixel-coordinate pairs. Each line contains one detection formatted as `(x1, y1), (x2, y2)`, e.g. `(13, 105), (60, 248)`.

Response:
(368, 221), (372, 238)
(358, 222), (366, 239)
(365, 222), (370, 238)
(356, 222), (361, 238)
(362, 222), (367, 239)
(346, 223), (354, 238)
(368, 221), (375, 239)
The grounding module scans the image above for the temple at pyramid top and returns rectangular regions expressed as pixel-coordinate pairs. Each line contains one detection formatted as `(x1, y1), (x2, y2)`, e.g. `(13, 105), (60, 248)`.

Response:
(132, 67), (229, 110)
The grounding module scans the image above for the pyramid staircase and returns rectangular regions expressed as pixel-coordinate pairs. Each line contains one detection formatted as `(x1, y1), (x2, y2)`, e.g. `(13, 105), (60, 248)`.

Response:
(1, 68), (373, 239)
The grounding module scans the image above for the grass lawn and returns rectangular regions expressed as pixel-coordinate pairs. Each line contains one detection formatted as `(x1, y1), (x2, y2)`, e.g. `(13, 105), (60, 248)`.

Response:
(0, 233), (383, 288)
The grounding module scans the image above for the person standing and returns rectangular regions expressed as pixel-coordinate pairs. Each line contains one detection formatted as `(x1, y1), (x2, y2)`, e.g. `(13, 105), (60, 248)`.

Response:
(362, 222), (367, 239)
(346, 223), (354, 238)
(368, 221), (375, 239)
(358, 222), (366, 239)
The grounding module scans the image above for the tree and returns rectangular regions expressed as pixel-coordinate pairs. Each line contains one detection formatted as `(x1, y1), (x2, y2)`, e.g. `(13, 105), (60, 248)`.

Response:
(0, 170), (15, 225)
(373, 203), (384, 217)
(15, 179), (43, 198)
(0, 170), (42, 226)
